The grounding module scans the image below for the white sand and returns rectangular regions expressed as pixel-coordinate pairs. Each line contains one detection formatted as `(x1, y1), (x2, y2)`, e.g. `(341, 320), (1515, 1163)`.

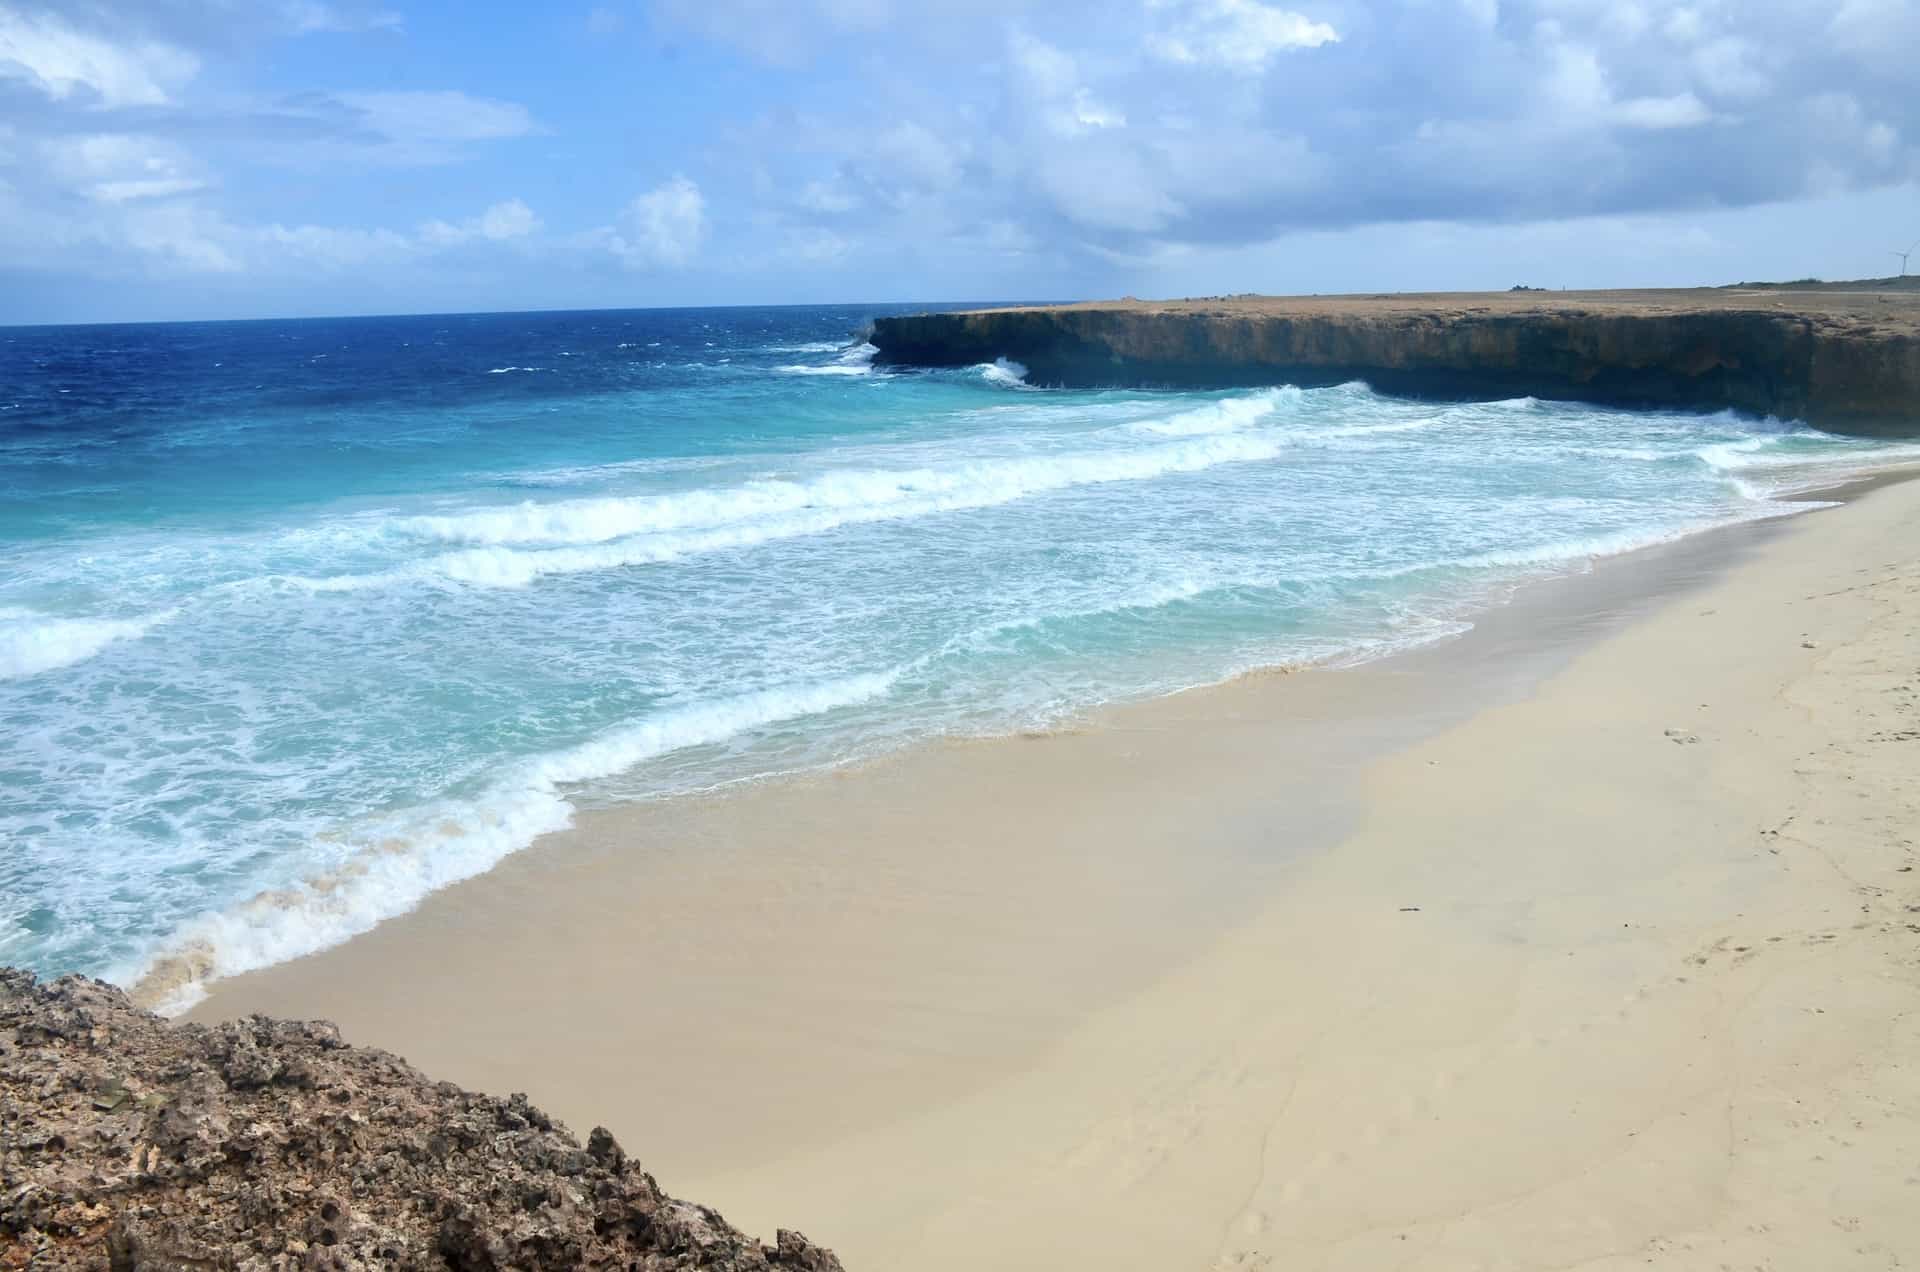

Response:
(195, 478), (1920, 1269)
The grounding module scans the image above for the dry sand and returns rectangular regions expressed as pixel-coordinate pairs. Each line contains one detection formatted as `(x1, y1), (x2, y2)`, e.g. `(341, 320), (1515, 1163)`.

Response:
(194, 478), (1920, 1270)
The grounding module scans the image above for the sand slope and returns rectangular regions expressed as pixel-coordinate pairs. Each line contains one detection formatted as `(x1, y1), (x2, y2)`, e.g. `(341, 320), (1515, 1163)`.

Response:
(690, 482), (1920, 1269)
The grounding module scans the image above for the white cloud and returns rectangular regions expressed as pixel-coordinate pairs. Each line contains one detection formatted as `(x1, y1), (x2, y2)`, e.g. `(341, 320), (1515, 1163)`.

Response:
(784, 225), (851, 264)
(0, 7), (199, 107)
(1538, 38), (1713, 132)
(868, 121), (965, 191)
(1033, 143), (1186, 232)
(1689, 36), (1769, 100)
(605, 176), (708, 268)
(118, 203), (242, 272)
(1459, 0), (1499, 27)
(245, 198), (543, 272)
(335, 91), (538, 144)
(1146, 0), (1339, 73)
(477, 198), (539, 239)
(1661, 7), (1704, 43)
(797, 179), (859, 213)
(1009, 29), (1079, 98)
(257, 220), (413, 268)
(418, 198), (542, 246)
(1007, 32), (1124, 138)
(1826, 0), (1920, 75)
(41, 134), (208, 204)
(1613, 92), (1711, 130)
(1069, 88), (1126, 131)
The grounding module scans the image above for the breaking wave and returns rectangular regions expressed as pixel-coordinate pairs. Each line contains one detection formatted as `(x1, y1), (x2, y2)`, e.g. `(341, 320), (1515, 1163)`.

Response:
(0, 608), (173, 680)
(121, 671), (896, 1013)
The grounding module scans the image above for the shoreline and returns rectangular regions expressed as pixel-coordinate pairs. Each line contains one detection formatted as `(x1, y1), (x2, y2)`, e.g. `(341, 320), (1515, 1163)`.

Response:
(188, 473), (1920, 1268)
(152, 464), (1900, 1014)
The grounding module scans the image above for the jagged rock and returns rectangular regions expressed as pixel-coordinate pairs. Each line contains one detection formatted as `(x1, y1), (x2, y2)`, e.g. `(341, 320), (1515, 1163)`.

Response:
(0, 968), (843, 1271)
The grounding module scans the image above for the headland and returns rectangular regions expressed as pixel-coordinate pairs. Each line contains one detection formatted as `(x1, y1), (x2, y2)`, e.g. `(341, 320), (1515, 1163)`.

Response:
(872, 279), (1920, 435)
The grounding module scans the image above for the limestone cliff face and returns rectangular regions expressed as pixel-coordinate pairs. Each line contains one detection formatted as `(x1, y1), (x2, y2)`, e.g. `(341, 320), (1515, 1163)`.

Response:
(872, 293), (1920, 436)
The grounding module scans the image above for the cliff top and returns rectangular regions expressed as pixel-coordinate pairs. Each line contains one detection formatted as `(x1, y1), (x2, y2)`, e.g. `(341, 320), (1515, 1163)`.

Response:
(0, 969), (843, 1271)
(964, 277), (1920, 333)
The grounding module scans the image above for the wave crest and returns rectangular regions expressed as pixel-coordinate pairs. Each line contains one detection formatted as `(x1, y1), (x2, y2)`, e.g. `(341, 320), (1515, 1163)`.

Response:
(0, 608), (174, 680)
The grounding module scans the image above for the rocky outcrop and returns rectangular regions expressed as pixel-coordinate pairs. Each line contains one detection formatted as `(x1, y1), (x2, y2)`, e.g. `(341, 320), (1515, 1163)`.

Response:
(871, 286), (1920, 436)
(0, 969), (843, 1271)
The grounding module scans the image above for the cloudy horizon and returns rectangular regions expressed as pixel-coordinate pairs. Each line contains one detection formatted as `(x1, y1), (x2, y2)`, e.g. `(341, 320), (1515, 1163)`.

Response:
(2, 0), (1916, 324)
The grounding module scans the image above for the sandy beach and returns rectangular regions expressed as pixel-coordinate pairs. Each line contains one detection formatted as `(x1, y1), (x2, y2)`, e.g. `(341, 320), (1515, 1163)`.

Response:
(191, 475), (1920, 1270)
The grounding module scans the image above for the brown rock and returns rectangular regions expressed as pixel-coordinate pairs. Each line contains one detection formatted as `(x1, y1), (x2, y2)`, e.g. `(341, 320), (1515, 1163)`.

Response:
(871, 281), (1920, 436)
(0, 968), (843, 1270)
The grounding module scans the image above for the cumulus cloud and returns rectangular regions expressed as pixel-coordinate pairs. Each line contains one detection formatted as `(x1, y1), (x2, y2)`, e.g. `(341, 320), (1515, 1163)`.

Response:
(0, 0), (550, 299)
(637, 0), (1918, 303)
(1008, 32), (1127, 139)
(8, 0), (1920, 315)
(603, 176), (708, 268)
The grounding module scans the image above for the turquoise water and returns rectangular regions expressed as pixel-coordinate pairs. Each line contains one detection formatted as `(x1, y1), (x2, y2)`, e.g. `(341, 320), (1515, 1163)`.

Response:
(3, 305), (1916, 1007)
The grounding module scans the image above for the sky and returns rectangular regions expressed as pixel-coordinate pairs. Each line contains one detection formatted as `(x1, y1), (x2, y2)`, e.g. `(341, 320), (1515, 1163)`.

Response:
(1, 0), (1917, 323)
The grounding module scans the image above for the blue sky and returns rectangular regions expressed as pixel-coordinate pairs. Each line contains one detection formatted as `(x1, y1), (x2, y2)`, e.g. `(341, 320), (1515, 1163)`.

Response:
(1, 0), (1917, 323)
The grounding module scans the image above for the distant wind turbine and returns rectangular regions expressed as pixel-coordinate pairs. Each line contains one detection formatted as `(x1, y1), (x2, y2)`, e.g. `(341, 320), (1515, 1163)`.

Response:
(1896, 238), (1920, 276)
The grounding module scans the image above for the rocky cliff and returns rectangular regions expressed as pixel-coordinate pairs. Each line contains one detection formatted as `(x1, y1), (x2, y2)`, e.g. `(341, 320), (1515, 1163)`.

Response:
(0, 969), (842, 1271)
(871, 285), (1920, 435)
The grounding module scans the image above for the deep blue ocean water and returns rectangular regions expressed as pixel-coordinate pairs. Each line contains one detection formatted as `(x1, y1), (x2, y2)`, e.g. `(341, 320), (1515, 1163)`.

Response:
(4, 304), (1916, 1007)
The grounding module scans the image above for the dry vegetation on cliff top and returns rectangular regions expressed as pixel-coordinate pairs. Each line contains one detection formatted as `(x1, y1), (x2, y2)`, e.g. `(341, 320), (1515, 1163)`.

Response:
(978, 276), (1920, 329)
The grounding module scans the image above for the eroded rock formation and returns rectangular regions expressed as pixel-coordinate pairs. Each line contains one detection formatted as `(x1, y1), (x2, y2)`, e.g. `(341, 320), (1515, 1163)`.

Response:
(871, 284), (1920, 435)
(0, 969), (842, 1271)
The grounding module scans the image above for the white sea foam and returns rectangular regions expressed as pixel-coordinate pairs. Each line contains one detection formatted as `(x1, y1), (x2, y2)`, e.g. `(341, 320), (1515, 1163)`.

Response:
(1694, 437), (1773, 470)
(1451, 502), (1811, 575)
(1680, 431), (1920, 498)
(311, 411), (1308, 588)
(119, 671), (896, 1013)
(977, 358), (1030, 388)
(776, 362), (871, 376)
(774, 342), (879, 377)
(0, 608), (174, 680)
(486, 365), (546, 374)
(765, 340), (851, 354)
(938, 575), (1224, 658)
(1123, 386), (1299, 436)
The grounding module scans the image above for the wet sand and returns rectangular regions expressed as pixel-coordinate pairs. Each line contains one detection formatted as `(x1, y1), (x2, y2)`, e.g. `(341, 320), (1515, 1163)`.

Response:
(193, 477), (1920, 1270)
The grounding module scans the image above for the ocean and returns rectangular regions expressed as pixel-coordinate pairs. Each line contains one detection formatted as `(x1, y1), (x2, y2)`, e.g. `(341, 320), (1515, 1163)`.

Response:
(3, 303), (1915, 1009)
